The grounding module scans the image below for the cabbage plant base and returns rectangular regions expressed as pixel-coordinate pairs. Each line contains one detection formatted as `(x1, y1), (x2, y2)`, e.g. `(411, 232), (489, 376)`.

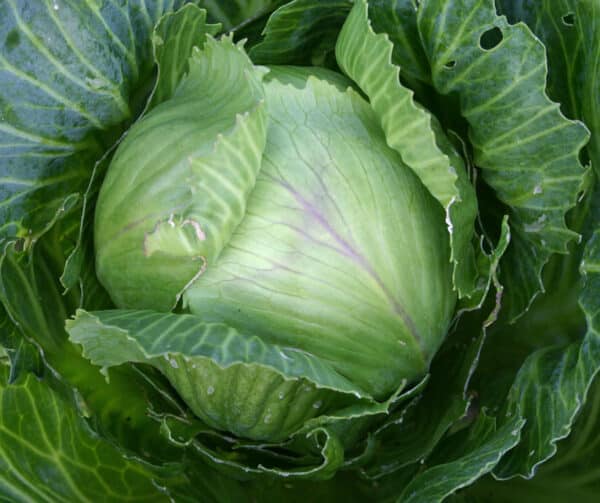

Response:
(1, 0), (599, 501)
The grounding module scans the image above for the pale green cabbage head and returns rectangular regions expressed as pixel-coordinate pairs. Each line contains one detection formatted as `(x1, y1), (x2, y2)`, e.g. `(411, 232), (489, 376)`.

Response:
(94, 41), (455, 440)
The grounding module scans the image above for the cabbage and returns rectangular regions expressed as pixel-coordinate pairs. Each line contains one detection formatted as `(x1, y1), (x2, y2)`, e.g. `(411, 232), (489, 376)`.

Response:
(1, 0), (599, 501)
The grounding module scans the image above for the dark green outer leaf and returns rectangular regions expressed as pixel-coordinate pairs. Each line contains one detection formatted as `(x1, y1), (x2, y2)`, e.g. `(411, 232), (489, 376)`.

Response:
(369, 0), (430, 84)
(0, 303), (43, 382)
(0, 365), (176, 503)
(459, 376), (600, 502)
(198, 0), (283, 31)
(0, 0), (190, 243)
(185, 424), (345, 481)
(0, 187), (234, 502)
(493, 228), (600, 479)
(497, 0), (600, 177)
(0, 198), (81, 355)
(417, 0), (589, 320)
(0, 194), (190, 472)
(400, 412), (525, 503)
(249, 0), (352, 65)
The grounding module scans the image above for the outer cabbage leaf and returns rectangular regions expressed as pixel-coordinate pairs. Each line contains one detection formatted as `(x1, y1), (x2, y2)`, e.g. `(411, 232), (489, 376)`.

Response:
(0, 364), (189, 503)
(416, 0), (590, 319)
(400, 411), (525, 503)
(368, 0), (430, 85)
(0, 0), (192, 243)
(198, 0), (284, 31)
(497, 0), (600, 177)
(451, 0), (600, 483)
(0, 196), (195, 467)
(459, 376), (600, 502)
(0, 198), (82, 357)
(0, 304), (43, 383)
(490, 224), (600, 479)
(249, 0), (352, 66)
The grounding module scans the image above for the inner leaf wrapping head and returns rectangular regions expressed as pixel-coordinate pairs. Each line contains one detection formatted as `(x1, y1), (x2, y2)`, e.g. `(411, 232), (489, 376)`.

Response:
(94, 37), (269, 311)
